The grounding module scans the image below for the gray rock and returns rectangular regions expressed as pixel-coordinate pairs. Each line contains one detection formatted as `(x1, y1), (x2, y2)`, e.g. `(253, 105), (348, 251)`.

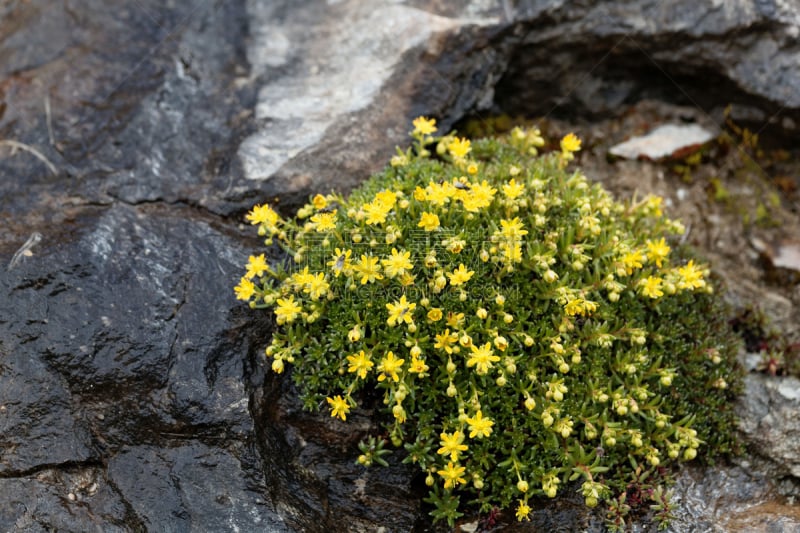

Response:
(1, 0), (800, 531)
(668, 462), (800, 533)
(739, 374), (800, 478)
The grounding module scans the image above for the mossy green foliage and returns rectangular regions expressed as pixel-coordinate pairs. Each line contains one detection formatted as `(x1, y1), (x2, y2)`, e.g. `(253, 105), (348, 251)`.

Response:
(236, 120), (741, 525)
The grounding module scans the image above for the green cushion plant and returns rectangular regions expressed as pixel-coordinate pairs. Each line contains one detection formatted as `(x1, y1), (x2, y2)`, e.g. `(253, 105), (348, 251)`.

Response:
(236, 118), (741, 528)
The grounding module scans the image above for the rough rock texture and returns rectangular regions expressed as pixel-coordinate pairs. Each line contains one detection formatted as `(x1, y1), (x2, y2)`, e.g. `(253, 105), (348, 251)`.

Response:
(739, 374), (800, 478)
(1, 0), (800, 531)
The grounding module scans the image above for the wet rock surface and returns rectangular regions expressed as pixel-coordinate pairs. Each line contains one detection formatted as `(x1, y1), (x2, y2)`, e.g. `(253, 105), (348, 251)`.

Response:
(1, 0), (799, 531)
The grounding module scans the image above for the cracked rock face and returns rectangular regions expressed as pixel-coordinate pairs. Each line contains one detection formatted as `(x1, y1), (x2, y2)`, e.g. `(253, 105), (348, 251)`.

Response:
(1, 0), (799, 531)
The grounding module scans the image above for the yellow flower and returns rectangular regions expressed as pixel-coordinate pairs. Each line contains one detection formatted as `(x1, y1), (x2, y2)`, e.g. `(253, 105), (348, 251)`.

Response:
(413, 186), (428, 201)
(560, 132), (581, 153)
(412, 116), (437, 135)
(426, 181), (453, 206)
(466, 410), (494, 438)
(460, 180), (496, 212)
(363, 201), (391, 225)
(445, 237), (466, 254)
(310, 210), (337, 232)
(312, 194), (328, 210)
(399, 272), (416, 286)
(409, 356), (429, 374)
(437, 462), (467, 489)
(437, 431), (468, 462)
(445, 311), (464, 329)
(448, 137), (472, 159)
(446, 263), (474, 286)
(381, 248), (413, 278)
(434, 329), (458, 354)
(501, 242), (522, 264)
(467, 342), (500, 375)
(377, 351), (404, 382)
(346, 350), (374, 379)
(502, 178), (525, 200)
(291, 266), (314, 290)
(326, 395), (350, 421)
(393, 404), (407, 423)
(677, 260), (706, 290)
(646, 238), (670, 267)
(374, 190), (398, 209)
(493, 335), (508, 351)
(327, 248), (352, 277)
(386, 295), (416, 326)
(645, 195), (663, 216)
(564, 298), (598, 317)
(499, 217), (528, 240)
(246, 204), (280, 227)
(427, 308), (443, 322)
(621, 249), (644, 275)
(516, 500), (531, 522)
(303, 272), (330, 300)
(466, 162), (479, 175)
(234, 277), (256, 301)
(418, 212), (440, 232)
(355, 254), (383, 284)
(274, 295), (302, 325)
(640, 276), (664, 299)
(246, 254), (269, 279)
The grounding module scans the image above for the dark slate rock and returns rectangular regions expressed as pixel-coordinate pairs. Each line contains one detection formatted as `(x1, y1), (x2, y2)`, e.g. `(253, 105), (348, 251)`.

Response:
(2, 204), (253, 439)
(251, 375), (423, 532)
(0, 465), (135, 532)
(0, 342), (95, 475)
(0, 203), (277, 529)
(108, 442), (287, 532)
(499, 0), (800, 124)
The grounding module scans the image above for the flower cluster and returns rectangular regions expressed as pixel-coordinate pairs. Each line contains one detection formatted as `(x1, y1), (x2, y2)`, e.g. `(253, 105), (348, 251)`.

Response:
(237, 119), (741, 526)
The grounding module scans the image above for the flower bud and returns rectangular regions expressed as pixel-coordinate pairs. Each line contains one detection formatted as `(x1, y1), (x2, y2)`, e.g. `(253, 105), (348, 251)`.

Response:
(524, 397), (536, 411)
(543, 269), (559, 283)
(524, 335), (534, 347)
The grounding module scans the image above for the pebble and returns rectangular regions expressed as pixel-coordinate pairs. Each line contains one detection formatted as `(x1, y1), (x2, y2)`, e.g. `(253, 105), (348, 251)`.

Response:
(609, 124), (715, 161)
